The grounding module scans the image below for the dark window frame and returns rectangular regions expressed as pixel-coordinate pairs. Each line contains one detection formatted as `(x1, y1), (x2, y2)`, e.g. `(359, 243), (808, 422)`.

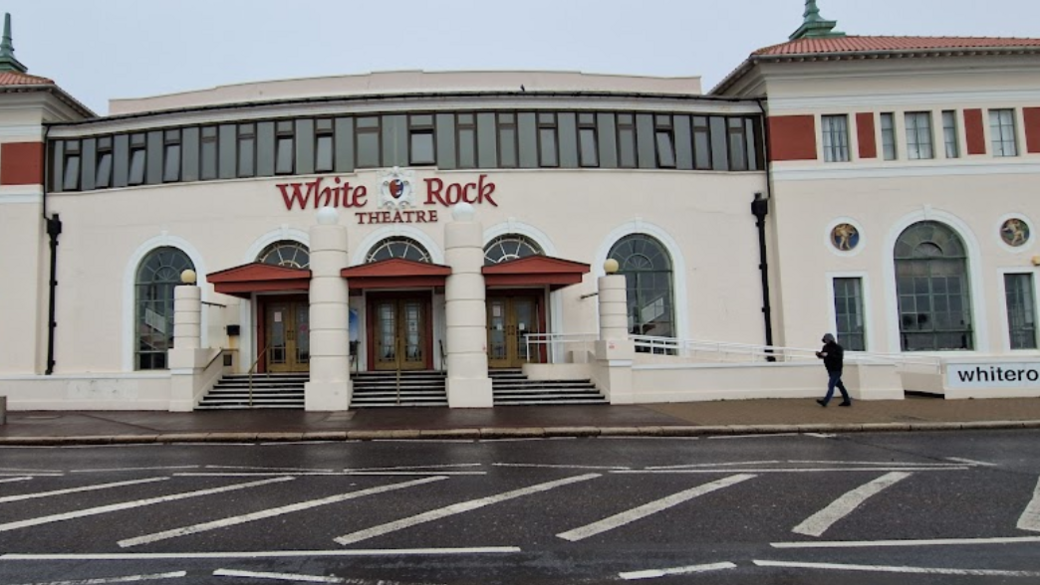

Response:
(578, 112), (599, 168)
(654, 115), (676, 169)
(354, 115), (381, 169)
(455, 113), (477, 169)
(275, 120), (296, 175)
(95, 136), (113, 189)
(408, 114), (435, 166)
(62, 139), (81, 191)
(537, 112), (559, 168)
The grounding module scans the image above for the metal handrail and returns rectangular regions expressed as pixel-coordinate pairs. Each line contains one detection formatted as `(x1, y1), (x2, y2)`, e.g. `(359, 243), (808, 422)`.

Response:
(247, 342), (274, 408)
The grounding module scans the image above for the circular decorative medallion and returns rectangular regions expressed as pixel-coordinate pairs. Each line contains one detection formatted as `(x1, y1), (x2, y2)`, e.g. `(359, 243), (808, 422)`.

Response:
(830, 223), (860, 251)
(1000, 217), (1031, 247)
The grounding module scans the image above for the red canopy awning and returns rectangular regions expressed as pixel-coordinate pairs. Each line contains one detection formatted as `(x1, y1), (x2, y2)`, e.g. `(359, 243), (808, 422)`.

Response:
(482, 255), (590, 290)
(340, 258), (452, 290)
(208, 263), (311, 298)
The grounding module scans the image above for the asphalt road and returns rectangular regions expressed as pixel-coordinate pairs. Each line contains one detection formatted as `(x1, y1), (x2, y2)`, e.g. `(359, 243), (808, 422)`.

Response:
(1, 429), (1038, 584)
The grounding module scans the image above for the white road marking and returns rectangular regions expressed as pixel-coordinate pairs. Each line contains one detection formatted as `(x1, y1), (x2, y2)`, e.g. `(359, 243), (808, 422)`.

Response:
(792, 472), (912, 537)
(174, 472), (484, 477)
(645, 460), (780, 470)
(1017, 476), (1040, 532)
(788, 460), (961, 467)
(0, 477), (32, 484)
(753, 559), (1040, 577)
(0, 477), (169, 504)
(597, 436), (700, 440)
(0, 467), (64, 473)
(0, 473), (62, 477)
(0, 477), (292, 533)
(70, 466), (199, 474)
(946, 457), (998, 467)
(803, 433), (837, 438)
(493, 463), (631, 471)
(772, 535), (1040, 548)
(118, 476), (446, 547)
(213, 569), (430, 584)
(4, 572), (187, 584)
(557, 474), (756, 542)
(205, 465), (335, 473)
(619, 561), (737, 580)
(2, 547), (521, 560)
(343, 463), (483, 472)
(334, 473), (600, 545)
(614, 466), (967, 474)
(708, 433), (800, 439)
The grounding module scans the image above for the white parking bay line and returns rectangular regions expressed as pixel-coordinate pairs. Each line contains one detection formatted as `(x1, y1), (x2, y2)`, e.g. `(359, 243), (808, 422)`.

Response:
(213, 569), (431, 584)
(619, 561), (737, 580)
(946, 457), (998, 467)
(771, 535), (1040, 548)
(0, 477), (32, 484)
(333, 473), (600, 545)
(4, 571), (188, 584)
(753, 559), (1040, 577)
(645, 460), (780, 470)
(0, 477), (169, 504)
(792, 471), (912, 537)
(1018, 476), (1040, 532)
(557, 474), (756, 542)
(70, 466), (199, 474)
(118, 476), (447, 548)
(2, 547), (521, 560)
(0, 477), (292, 533)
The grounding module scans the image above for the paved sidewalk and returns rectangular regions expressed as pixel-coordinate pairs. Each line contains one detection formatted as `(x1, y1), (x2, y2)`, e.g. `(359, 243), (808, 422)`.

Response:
(2, 395), (1039, 445)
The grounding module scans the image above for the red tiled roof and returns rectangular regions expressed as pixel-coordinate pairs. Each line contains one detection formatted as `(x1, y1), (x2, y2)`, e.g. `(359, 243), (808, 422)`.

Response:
(755, 36), (1040, 56)
(0, 70), (54, 86)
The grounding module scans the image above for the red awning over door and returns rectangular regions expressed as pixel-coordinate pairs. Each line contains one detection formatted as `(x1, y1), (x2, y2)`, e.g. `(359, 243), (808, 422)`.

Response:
(208, 263), (311, 298)
(482, 256), (590, 290)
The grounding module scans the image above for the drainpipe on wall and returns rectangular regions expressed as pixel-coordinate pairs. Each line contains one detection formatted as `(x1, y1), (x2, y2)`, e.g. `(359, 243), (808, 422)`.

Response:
(753, 98), (776, 359)
(41, 125), (61, 375)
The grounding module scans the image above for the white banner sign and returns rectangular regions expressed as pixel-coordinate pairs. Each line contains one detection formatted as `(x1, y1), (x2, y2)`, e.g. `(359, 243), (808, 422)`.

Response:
(946, 363), (1040, 388)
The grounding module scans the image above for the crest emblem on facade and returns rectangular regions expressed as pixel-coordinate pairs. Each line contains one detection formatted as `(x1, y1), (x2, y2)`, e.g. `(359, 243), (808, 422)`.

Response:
(830, 223), (860, 251)
(378, 167), (415, 210)
(1001, 218), (1031, 247)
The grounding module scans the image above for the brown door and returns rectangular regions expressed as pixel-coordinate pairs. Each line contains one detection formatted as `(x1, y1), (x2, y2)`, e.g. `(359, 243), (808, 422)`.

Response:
(264, 300), (310, 373)
(487, 295), (542, 368)
(372, 298), (428, 371)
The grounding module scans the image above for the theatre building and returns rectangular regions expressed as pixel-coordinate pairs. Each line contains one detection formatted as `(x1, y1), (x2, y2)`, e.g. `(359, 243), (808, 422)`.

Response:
(2, 2), (1040, 410)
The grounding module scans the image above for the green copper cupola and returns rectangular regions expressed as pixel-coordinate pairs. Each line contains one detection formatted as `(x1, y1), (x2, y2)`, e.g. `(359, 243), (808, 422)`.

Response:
(789, 0), (846, 40)
(0, 13), (28, 73)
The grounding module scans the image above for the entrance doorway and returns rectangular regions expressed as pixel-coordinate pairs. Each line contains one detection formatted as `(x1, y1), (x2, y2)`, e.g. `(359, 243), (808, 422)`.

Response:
(487, 294), (544, 368)
(369, 295), (432, 370)
(262, 297), (310, 373)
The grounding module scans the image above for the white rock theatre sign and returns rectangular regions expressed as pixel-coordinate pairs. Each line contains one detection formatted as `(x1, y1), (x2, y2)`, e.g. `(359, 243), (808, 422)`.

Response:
(946, 362), (1040, 388)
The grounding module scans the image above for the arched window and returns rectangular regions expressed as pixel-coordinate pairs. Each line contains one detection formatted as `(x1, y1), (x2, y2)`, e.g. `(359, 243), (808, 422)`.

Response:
(484, 234), (543, 265)
(259, 241), (309, 268)
(366, 237), (431, 263)
(895, 221), (973, 350)
(608, 234), (674, 338)
(135, 247), (195, 370)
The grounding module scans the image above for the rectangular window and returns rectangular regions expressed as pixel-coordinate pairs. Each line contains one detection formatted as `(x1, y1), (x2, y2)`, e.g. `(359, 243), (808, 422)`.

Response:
(833, 277), (866, 351)
(128, 133), (147, 185)
(275, 120), (295, 174)
(163, 129), (182, 182)
(727, 117), (749, 170)
(1005, 273), (1037, 349)
(880, 113), (897, 160)
(537, 112), (558, 167)
(62, 140), (81, 191)
(654, 115), (676, 168)
(821, 115), (850, 162)
(942, 110), (960, 158)
(408, 114), (435, 166)
(477, 112), (498, 168)
(578, 113), (598, 167)
(617, 113), (637, 168)
(692, 116), (711, 169)
(990, 108), (1018, 157)
(95, 136), (113, 188)
(497, 112), (518, 168)
(905, 112), (933, 160)
(315, 118), (334, 172)
(456, 113), (476, 168)
(709, 116), (729, 171)
(237, 124), (255, 178)
(200, 126), (218, 180)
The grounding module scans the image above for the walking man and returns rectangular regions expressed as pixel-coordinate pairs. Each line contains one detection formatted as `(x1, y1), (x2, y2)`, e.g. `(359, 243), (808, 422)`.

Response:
(815, 333), (851, 407)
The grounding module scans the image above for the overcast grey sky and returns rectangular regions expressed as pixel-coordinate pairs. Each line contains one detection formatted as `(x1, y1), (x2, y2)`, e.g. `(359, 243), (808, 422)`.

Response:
(5, 0), (1040, 115)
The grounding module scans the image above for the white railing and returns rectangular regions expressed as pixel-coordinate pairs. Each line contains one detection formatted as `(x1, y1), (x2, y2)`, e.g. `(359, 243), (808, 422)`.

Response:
(523, 333), (599, 364)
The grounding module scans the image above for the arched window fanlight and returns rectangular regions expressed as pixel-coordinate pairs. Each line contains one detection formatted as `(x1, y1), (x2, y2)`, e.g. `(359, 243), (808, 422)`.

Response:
(135, 247), (194, 370)
(484, 234), (543, 265)
(607, 234), (674, 339)
(366, 237), (431, 263)
(258, 241), (310, 269)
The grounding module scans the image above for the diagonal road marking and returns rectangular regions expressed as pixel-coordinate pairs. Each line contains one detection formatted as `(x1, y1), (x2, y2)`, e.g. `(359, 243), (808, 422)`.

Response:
(0, 477), (32, 484)
(213, 568), (434, 584)
(792, 472), (912, 537)
(1018, 475), (1040, 532)
(754, 559), (1040, 577)
(0, 477), (292, 533)
(556, 474), (756, 542)
(334, 473), (600, 545)
(118, 476), (447, 547)
(0, 477), (169, 504)
(619, 561), (737, 580)
(5, 571), (187, 584)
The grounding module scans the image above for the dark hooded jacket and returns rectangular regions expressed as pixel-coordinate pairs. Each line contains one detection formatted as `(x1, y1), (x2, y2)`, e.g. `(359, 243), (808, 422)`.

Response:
(818, 333), (844, 373)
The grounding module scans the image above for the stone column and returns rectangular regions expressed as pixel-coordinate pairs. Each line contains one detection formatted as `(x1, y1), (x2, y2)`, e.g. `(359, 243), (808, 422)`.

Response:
(305, 207), (352, 411)
(169, 270), (206, 411)
(593, 260), (635, 404)
(444, 203), (493, 407)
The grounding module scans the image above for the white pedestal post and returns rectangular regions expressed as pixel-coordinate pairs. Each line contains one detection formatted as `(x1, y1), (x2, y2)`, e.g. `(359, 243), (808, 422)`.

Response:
(594, 267), (635, 404)
(169, 275), (206, 411)
(305, 207), (352, 411)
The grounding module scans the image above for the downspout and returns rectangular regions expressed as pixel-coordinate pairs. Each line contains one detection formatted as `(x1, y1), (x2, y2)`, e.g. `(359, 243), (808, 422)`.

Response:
(752, 98), (775, 357)
(41, 125), (61, 375)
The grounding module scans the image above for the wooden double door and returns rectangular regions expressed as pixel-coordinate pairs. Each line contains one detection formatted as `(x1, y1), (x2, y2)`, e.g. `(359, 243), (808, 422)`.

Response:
(487, 294), (544, 368)
(262, 297), (310, 373)
(369, 294), (432, 371)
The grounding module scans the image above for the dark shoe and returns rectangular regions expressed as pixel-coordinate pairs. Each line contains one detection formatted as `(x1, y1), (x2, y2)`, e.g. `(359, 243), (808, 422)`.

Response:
(816, 399), (828, 407)
(839, 401), (852, 407)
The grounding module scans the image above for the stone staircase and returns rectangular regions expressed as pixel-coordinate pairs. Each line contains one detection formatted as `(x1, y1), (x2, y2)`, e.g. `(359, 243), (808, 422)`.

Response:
(196, 373), (307, 410)
(490, 369), (608, 405)
(349, 370), (449, 408)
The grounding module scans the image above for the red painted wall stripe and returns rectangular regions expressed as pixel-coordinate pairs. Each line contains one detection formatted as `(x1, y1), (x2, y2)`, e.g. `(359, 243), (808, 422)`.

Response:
(856, 113), (877, 159)
(964, 109), (986, 155)
(1024, 107), (1040, 154)
(0, 141), (44, 185)
(768, 115), (817, 161)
